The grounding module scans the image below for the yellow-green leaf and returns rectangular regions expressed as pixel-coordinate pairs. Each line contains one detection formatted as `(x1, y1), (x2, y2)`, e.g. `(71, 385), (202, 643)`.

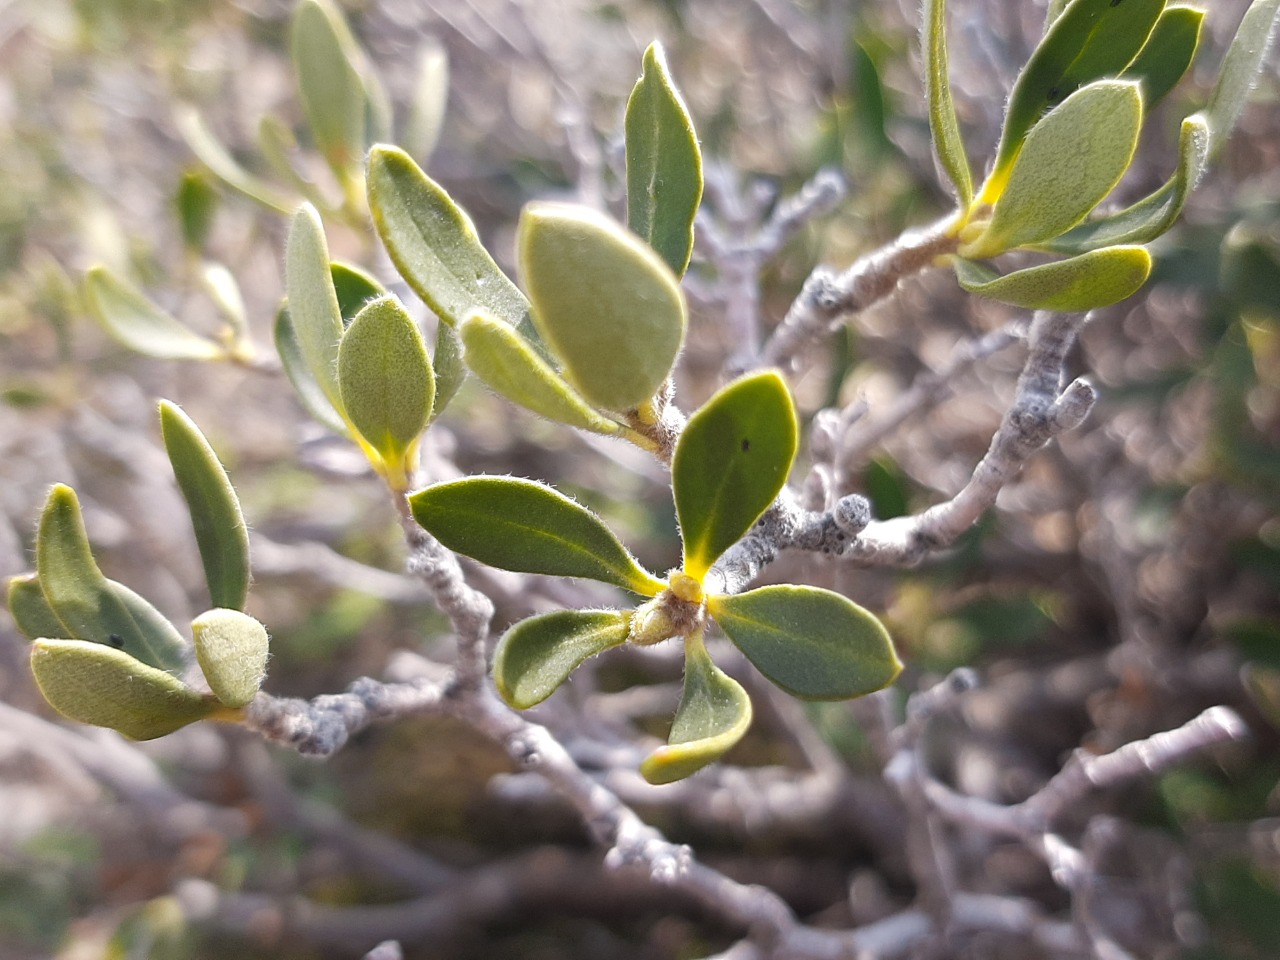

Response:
(291, 0), (368, 176)
(954, 245), (1152, 311)
(518, 202), (686, 411)
(337, 295), (435, 468)
(285, 203), (346, 411)
(404, 39), (449, 164)
(967, 80), (1142, 257)
(493, 609), (631, 709)
(31, 639), (217, 740)
(923, 0), (973, 207)
(159, 401), (251, 612)
(640, 631), (752, 784)
(85, 267), (224, 361)
(409, 476), (666, 595)
(274, 303), (350, 435)
(7, 573), (65, 641)
(192, 608), (270, 708)
(708, 585), (901, 701)
(1120, 5), (1204, 108)
(625, 41), (703, 276)
(36, 485), (188, 675)
(460, 311), (621, 434)
(674, 371), (798, 581)
(367, 145), (534, 333)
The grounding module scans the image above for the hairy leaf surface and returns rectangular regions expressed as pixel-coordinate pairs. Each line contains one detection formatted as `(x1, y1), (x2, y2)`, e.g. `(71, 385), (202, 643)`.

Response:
(954, 246), (1152, 311)
(494, 609), (631, 709)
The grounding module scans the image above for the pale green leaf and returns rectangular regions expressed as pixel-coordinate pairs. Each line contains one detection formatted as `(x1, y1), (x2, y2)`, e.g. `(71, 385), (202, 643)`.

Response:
(708, 585), (902, 701)
(625, 41), (704, 276)
(1205, 0), (1280, 160)
(7, 573), (65, 641)
(274, 303), (350, 435)
(673, 371), (798, 582)
(404, 40), (449, 164)
(291, 0), (368, 176)
(337, 295), (435, 465)
(31, 639), (217, 740)
(36, 485), (188, 676)
(518, 202), (686, 411)
(85, 267), (224, 361)
(159, 401), (251, 612)
(969, 80), (1143, 257)
(460, 311), (621, 434)
(1043, 113), (1209, 253)
(367, 145), (534, 334)
(285, 203), (346, 411)
(493, 609), (631, 709)
(409, 476), (666, 595)
(1120, 5), (1205, 107)
(192, 608), (270, 709)
(174, 106), (293, 214)
(431, 320), (466, 421)
(923, 0), (974, 206)
(954, 245), (1153, 311)
(640, 630), (753, 784)
(199, 263), (247, 340)
(987, 0), (1164, 197)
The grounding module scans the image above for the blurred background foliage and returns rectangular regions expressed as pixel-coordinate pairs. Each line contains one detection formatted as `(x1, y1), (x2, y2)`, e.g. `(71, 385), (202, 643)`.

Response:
(0, 0), (1278, 957)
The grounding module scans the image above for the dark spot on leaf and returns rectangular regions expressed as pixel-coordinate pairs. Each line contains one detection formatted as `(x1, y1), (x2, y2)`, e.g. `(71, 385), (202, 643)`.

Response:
(1048, 86), (1062, 102)
(1110, 0), (1123, 7)
(107, 634), (124, 648)
(741, 439), (751, 452)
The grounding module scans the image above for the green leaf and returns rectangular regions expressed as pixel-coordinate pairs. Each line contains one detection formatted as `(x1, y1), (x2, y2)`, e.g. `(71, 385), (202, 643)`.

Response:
(337, 295), (434, 471)
(404, 39), (449, 164)
(36, 485), (188, 675)
(954, 245), (1152, 311)
(199, 263), (247, 342)
(967, 80), (1143, 257)
(285, 203), (346, 411)
(175, 168), (219, 252)
(1120, 5), (1205, 107)
(1204, 0), (1280, 160)
(673, 371), (798, 581)
(923, 0), (974, 206)
(85, 267), (224, 361)
(409, 476), (666, 595)
(640, 630), (753, 784)
(493, 609), (631, 709)
(708, 585), (902, 701)
(291, 0), (368, 176)
(987, 0), (1165, 197)
(431, 320), (466, 421)
(459, 311), (621, 434)
(158, 401), (251, 612)
(7, 573), (65, 641)
(274, 303), (350, 435)
(331, 261), (385, 325)
(174, 106), (293, 214)
(518, 202), (687, 411)
(1042, 113), (1209, 252)
(191, 608), (270, 709)
(30, 640), (218, 740)
(367, 145), (534, 334)
(625, 41), (704, 276)
(109, 580), (191, 671)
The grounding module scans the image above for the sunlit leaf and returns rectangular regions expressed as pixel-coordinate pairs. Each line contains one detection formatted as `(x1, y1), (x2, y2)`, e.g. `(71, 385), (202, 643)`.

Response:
(159, 401), (251, 612)
(431, 320), (466, 421)
(174, 106), (293, 213)
(291, 0), (368, 176)
(404, 39), (449, 164)
(967, 80), (1142, 257)
(954, 245), (1152, 311)
(1204, 0), (1280, 159)
(640, 631), (753, 784)
(36, 485), (188, 675)
(493, 609), (631, 709)
(7, 573), (65, 641)
(673, 371), (798, 581)
(30, 639), (218, 740)
(460, 311), (621, 434)
(274, 303), (350, 435)
(625, 41), (703, 276)
(192, 608), (270, 709)
(409, 476), (666, 595)
(285, 203), (346, 411)
(1120, 5), (1204, 107)
(923, 0), (974, 206)
(337, 295), (434, 475)
(986, 0), (1164, 198)
(708, 585), (901, 700)
(367, 145), (534, 334)
(518, 202), (686, 411)
(85, 267), (224, 361)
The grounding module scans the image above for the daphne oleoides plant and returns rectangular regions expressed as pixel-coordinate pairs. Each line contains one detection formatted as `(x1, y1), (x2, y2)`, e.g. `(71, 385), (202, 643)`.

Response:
(10, 0), (1279, 800)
